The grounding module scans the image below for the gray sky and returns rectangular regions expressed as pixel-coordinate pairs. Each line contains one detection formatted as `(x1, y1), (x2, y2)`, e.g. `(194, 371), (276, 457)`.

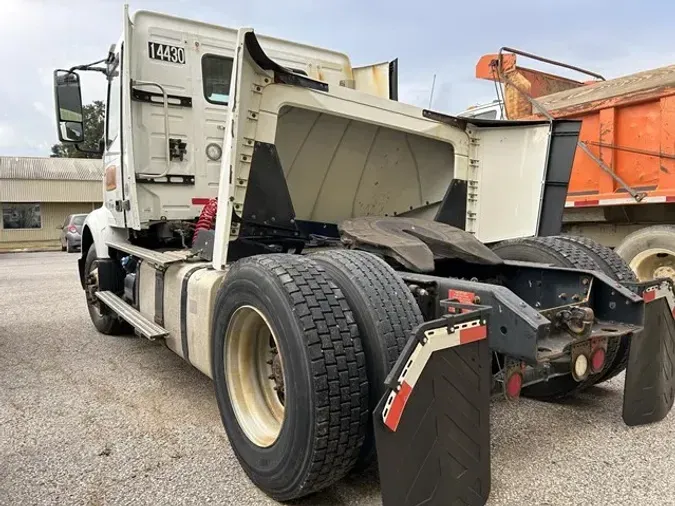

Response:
(1, 0), (674, 156)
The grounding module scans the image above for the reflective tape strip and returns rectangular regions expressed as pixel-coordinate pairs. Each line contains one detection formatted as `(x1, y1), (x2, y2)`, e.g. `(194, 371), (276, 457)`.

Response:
(566, 195), (675, 208)
(381, 319), (487, 432)
(644, 282), (675, 318)
(383, 381), (412, 432)
(460, 324), (487, 344)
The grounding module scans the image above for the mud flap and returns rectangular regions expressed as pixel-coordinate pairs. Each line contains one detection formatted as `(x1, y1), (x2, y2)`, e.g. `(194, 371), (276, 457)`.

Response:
(373, 306), (492, 506)
(622, 282), (675, 426)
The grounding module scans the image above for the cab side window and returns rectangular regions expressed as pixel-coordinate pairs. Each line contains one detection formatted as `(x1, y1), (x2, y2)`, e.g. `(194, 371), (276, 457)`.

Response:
(202, 54), (234, 105)
(106, 52), (122, 146)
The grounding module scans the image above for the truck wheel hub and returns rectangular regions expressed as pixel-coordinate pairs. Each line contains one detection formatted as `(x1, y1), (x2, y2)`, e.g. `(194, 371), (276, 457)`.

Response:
(225, 305), (286, 448)
(271, 353), (285, 404)
(85, 265), (102, 315)
(630, 248), (675, 281)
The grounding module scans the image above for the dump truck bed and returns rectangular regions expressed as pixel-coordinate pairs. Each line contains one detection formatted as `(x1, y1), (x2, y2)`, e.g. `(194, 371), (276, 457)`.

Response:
(538, 64), (675, 115)
(475, 51), (675, 210)
(535, 65), (675, 208)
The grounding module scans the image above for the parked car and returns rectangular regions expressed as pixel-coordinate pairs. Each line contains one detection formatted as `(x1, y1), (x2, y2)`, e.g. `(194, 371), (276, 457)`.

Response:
(59, 213), (87, 253)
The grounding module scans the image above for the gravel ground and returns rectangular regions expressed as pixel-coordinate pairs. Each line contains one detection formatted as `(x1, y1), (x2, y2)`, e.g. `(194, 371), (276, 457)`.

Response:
(1, 251), (675, 506)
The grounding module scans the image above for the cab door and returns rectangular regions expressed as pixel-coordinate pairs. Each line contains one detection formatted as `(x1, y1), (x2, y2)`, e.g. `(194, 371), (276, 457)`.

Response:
(103, 48), (127, 227)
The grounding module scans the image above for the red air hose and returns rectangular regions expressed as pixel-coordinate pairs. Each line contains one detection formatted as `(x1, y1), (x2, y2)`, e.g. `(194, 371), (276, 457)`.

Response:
(193, 198), (218, 244)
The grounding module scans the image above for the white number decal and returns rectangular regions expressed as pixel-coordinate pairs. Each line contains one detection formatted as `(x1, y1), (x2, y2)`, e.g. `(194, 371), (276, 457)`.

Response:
(148, 42), (186, 64)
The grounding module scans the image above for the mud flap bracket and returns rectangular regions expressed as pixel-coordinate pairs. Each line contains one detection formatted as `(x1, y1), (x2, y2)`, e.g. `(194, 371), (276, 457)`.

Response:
(373, 303), (492, 506)
(623, 280), (675, 426)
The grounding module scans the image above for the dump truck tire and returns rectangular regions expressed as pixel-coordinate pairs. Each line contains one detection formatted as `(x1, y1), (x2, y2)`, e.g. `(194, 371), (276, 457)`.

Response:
(211, 254), (369, 501)
(555, 235), (637, 383)
(83, 244), (131, 335)
(311, 249), (424, 470)
(615, 225), (675, 282)
(492, 237), (609, 399)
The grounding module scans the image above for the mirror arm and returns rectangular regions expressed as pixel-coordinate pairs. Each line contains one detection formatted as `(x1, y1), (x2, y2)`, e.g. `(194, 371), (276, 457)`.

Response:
(69, 65), (108, 75)
(74, 143), (104, 156)
(69, 57), (108, 75)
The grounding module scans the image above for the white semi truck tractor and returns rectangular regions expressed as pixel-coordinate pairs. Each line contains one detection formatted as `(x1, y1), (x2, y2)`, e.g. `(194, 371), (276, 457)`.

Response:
(52, 5), (675, 505)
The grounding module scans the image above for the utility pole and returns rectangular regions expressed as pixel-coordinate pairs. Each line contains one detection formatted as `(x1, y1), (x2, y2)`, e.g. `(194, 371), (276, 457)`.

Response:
(428, 74), (437, 109)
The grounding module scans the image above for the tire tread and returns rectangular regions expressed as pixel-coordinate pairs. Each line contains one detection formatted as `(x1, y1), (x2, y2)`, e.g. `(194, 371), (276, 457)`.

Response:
(310, 249), (423, 468)
(236, 254), (369, 495)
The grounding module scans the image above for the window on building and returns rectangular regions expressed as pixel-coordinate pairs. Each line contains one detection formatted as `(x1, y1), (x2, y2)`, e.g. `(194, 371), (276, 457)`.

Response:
(2, 203), (41, 229)
(202, 54), (234, 105)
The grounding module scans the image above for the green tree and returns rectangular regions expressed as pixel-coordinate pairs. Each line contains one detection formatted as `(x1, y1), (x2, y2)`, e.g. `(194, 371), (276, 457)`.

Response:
(50, 100), (105, 159)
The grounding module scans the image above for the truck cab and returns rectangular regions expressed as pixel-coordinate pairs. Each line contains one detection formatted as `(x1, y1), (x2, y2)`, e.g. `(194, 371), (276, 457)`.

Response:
(56, 7), (399, 253)
(456, 99), (504, 121)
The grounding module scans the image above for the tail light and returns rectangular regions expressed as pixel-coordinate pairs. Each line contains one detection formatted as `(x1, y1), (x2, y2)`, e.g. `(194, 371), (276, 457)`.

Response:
(590, 347), (606, 373)
(68, 225), (77, 233)
(504, 371), (523, 400)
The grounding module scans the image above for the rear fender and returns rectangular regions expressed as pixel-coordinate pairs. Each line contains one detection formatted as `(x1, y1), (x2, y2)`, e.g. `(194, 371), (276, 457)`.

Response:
(623, 279), (675, 426)
(77, 206), (126, 288)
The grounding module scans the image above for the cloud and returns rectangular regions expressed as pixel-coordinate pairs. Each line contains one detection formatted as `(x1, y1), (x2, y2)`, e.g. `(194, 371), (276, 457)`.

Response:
(1, 0), (675, 156)
(0, 122), (18, 149)
(33, 102), (50, 118)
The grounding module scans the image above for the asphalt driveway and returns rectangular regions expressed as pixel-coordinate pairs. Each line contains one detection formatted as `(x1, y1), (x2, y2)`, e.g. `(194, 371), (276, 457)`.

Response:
(1, 252), (674, 505)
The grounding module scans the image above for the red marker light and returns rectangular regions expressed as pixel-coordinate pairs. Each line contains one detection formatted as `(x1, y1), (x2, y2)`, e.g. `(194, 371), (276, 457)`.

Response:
(505, 372), (523, 399)
(590, 348), (606, 373)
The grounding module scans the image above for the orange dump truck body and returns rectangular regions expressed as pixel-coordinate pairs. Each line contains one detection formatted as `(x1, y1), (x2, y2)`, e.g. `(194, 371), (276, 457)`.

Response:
(476, 52), (675, 210)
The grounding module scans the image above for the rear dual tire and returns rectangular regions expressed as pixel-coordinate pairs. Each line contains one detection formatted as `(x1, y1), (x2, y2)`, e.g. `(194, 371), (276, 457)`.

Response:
(310, 249), (424, 470)
(211, 251), (421, 500)
(492, 235), (635, 399)
(212, 254), (369, 501)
